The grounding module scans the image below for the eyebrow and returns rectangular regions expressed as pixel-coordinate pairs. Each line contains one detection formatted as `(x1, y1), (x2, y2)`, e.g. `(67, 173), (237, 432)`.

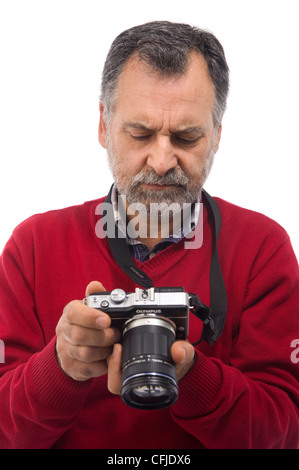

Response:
(124, 122), (154, 132)
(123, 122), (206, 135)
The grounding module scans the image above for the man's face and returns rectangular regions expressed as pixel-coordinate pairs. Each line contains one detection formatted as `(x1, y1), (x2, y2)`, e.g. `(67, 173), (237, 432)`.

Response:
(99, 52), (222, 209)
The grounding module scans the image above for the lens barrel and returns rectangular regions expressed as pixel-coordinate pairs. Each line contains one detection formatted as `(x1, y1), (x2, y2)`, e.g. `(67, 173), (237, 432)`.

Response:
(121, 315), (178, 410)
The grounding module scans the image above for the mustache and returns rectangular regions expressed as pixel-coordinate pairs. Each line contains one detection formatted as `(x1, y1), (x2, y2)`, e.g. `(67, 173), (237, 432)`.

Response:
(130, 168), (190, 188)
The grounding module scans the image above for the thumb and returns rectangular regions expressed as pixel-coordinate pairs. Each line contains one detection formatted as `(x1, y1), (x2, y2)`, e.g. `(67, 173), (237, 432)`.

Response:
(85, 281), (106, 298)
(107, 343), (123, 395)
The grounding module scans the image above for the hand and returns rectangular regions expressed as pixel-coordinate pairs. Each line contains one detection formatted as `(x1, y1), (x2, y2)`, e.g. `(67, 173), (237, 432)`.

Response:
(55, 281), (121, 381)
(107, 339), (195, 395)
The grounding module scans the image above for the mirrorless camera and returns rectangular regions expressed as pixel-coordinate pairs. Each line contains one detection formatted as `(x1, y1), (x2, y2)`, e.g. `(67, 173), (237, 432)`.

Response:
(84, 286), (194, 410)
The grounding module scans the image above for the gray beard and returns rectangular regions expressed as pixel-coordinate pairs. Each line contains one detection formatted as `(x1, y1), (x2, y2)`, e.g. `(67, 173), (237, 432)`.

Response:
(106, 132), (215, 217)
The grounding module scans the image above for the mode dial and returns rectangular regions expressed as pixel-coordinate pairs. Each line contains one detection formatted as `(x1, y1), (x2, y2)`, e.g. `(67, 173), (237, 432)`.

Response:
(110, 288), (126, 304)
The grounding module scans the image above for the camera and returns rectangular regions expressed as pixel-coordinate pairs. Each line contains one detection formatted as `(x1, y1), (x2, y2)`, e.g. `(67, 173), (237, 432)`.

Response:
(84, 287), (191, 410)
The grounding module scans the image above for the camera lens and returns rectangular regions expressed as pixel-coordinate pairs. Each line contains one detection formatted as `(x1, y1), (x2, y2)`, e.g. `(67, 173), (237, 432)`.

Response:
(120, 315), (178, 410)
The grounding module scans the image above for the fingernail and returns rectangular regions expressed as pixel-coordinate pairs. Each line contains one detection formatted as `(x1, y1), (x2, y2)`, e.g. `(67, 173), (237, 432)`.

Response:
(180, 346), (186, 362)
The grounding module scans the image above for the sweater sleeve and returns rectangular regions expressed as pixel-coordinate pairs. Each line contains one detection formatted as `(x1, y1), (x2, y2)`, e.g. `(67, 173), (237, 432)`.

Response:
(0, 233), (92, 449)
(171, 234), (299, 449)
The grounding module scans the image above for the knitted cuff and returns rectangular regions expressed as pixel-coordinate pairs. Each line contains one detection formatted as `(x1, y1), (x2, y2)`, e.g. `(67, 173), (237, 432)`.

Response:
(172, 350), (223, 418)
(28, 336), (92, 413)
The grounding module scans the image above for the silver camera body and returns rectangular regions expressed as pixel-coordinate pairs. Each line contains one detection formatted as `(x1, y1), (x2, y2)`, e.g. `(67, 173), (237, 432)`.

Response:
(85, 287), (190, 340)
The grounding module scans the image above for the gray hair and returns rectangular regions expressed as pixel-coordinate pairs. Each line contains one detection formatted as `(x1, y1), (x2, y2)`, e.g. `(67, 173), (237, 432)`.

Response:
(100, 21), (229, 129)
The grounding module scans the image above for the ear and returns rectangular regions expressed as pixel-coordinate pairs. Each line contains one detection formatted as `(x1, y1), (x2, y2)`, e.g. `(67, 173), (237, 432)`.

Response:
(214, 123), (222, 154)
(98, 102), (107, 149)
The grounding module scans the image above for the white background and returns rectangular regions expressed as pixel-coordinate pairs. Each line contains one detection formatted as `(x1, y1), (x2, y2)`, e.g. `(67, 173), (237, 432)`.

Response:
(0, 0), (298, 258)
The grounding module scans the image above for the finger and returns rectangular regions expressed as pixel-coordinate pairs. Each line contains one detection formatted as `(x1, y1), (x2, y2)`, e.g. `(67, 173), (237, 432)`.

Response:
(85, 281), (106, 298)
(55, 334), (109, 381)
(171, 340), (195, 381)
(63, 322), (121, 347)
(171, 340), (194, 364)
(64, 300), (111, 329)
(107, 343), (123, 395)
(68, 344), (114, 362)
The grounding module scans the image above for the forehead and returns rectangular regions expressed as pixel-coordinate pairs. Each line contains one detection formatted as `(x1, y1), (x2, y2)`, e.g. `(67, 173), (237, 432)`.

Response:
(112, 52), (216, 130)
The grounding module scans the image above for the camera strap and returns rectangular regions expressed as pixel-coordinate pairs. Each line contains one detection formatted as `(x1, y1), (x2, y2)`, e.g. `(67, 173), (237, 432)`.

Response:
(192, 189), (227, 345)
(101, 184), (227, 345)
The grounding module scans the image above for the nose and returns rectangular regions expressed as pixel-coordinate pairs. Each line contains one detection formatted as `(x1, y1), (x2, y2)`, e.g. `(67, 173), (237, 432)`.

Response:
(146, 136), (178, 176)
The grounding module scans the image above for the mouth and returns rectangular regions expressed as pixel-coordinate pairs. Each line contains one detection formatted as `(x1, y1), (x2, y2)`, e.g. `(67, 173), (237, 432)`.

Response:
(141, 183), (177, 190)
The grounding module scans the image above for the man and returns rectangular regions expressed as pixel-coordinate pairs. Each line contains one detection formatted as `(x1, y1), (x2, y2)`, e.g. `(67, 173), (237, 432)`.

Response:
(0, 21), (298, 449)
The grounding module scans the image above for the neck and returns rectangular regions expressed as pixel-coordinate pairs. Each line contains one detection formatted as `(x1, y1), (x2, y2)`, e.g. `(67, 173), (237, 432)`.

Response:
(126, 206), (182, 250)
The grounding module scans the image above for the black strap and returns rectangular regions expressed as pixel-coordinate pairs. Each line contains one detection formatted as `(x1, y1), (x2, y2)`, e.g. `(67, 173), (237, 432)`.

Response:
(198, 190), (227, 344)
(101, 185), (227, 344)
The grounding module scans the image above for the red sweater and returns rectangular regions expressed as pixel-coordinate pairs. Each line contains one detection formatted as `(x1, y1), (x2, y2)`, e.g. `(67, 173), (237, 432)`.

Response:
(0, 195), (298, 449)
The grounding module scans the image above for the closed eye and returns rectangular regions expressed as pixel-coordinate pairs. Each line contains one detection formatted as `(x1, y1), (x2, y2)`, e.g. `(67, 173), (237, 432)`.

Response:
(130, 133), (153, 141)
(174, 136), (201, 146)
